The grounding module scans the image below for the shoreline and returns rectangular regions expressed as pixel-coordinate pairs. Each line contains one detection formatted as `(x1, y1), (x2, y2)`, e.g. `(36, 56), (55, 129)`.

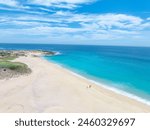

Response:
(45, 58), (150, 107)
(40, 57), (150, 112)
(43, 56), (150, 107)
(0, 52), (150, 112)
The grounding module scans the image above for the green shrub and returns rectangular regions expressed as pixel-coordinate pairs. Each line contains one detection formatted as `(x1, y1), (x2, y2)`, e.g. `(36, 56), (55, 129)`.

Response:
(0, 61), (30, 73)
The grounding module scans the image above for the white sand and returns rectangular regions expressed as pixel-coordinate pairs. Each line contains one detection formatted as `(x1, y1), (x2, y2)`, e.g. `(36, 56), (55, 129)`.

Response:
(0, 54), (150, 113)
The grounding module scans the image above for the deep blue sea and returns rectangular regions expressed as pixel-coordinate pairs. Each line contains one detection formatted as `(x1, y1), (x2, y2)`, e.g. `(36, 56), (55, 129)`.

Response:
(1, 44), (150, 104)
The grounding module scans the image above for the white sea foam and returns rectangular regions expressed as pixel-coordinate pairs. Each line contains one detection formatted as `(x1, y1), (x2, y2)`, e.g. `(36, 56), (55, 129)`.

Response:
(70, 70), (150, 106)
(89, 80), (150, 106)
(54, 51), (62, 55)
(44, 58), (150, 106)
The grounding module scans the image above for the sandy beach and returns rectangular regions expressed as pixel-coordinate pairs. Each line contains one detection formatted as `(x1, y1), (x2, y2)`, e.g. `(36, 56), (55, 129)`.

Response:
(0, 53), (150, 113)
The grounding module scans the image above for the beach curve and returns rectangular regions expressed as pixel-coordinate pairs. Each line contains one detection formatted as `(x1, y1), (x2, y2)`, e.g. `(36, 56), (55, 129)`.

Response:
(0, 52), (150, 113)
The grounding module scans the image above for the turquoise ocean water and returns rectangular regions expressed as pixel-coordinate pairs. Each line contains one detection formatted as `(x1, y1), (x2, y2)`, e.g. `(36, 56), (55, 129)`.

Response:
(0, 44), (150, 104)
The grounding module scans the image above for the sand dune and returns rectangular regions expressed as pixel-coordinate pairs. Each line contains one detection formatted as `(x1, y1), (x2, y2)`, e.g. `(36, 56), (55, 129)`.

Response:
(0, 54), (150, 113)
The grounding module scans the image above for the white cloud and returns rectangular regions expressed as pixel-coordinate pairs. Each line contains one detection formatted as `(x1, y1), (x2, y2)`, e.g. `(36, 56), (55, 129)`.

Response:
(97, 14), (143, 29)
(0, 12), (148, 31)
(0, 0), (18, 7)
(147, 17), (150, 20)
(29, 0), (95, 9)
(30, 0), (93, 5)
(0, 9), (150, 44)
(65, 13), (143, 30)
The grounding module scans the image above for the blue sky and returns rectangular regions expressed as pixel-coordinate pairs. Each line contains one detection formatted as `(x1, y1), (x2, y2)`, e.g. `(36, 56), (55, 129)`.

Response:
(0, 0), (150, 46)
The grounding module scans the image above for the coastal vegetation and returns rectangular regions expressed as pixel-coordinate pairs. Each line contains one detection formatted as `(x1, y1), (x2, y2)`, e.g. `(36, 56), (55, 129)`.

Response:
(0, 61), (30, 73)
(0, 50), (55, 79)
(0, 51), (18, 60)
(0, 50), (30, 79)
(40, 50), (56, 55)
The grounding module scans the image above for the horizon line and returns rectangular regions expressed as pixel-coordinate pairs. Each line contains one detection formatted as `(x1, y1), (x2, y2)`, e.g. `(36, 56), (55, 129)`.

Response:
(0, 43), (150, 48)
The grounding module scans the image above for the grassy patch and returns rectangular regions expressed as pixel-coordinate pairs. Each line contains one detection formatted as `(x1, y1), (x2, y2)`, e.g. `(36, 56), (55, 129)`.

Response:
(0, 51), (18, 61)
(0, 61), (30, 73)
(0, 56), (17, 61)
